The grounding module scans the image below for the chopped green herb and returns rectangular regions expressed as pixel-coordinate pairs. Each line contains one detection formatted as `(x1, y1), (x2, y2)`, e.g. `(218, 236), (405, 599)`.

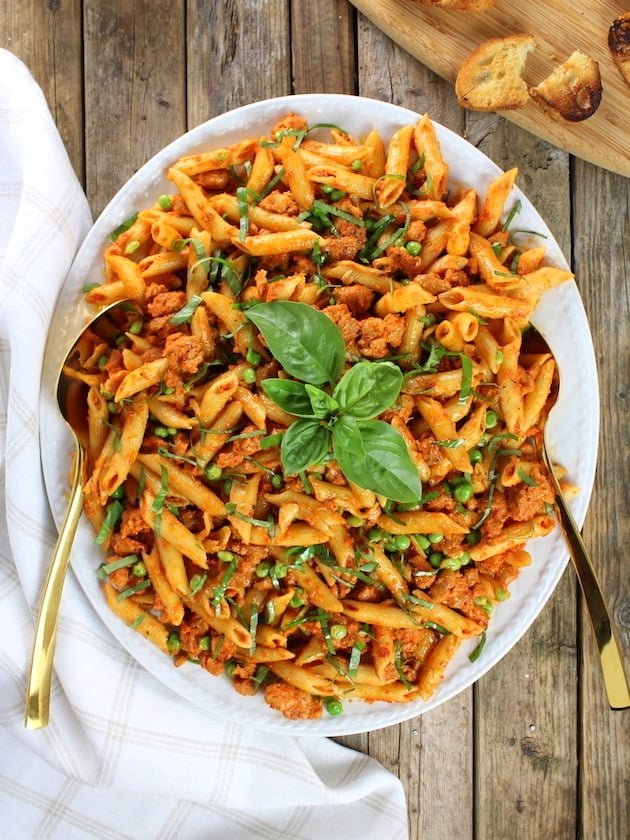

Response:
(189, 573), (207, 597)
(151, 465), (169, 533)
(109, 212), (139, 242)
(96, 553), (139, 581)
(469, 631), (487, 662)
(116, 578), (152, 600)
(129, 613), (147, 629)
(169, 294), (204, 325)
(95, 500), (124, 545)
(517, 467), (538, 487)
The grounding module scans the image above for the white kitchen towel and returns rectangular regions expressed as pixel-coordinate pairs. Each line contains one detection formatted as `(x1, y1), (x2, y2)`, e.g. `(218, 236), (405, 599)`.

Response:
(0, 49), (408, 840)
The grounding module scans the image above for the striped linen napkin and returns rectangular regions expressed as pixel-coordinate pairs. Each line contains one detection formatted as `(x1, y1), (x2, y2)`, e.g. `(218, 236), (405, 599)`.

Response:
(0, 49), (408, 840)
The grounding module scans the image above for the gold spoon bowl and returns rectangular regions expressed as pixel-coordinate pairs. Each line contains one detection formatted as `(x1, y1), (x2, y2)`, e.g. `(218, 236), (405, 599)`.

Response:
(25, 299), (135, 729)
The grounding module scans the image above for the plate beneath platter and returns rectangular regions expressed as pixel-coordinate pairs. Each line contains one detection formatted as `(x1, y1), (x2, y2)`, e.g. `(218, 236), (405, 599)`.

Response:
(40, 94), (599, 735)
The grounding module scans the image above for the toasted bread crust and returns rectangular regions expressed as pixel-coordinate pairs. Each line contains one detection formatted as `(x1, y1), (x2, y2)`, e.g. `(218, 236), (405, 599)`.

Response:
(609, 13), (630, 87)
(530, 51), (602, 122)
(412, 0), (495, 9)
(455, 34), (535, 111)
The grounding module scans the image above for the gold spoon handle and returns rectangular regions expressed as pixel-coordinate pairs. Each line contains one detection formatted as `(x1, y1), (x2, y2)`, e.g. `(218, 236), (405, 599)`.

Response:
(551, 477), (630, 710)
(24, 445), (85, 729)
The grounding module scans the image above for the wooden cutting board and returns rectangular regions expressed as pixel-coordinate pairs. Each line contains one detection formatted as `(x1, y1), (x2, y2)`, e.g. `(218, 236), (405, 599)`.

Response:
(350, 0), (630, 177)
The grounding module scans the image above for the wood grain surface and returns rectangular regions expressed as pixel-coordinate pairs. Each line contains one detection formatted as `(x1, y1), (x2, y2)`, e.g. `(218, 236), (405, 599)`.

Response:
(1, 2), (628, 838)
(350, 0), (630, 177)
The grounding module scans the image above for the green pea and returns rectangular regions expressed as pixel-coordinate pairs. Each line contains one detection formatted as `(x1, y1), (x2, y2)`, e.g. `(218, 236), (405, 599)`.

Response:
(368, 528), (383, 543)
(415, 534), (431, 551)
(256, 561), (272, 578)
(272, 563), (288, 579)
(395, 534), (411, 551)
(205, 464), (223, 481)
(441, 557), (462, 571)
(428, 551), (444, 569)
(453, 482), (474, 503)
(217, 550), (235, 563)
(469, 448), (483, 465)
(428, 532), (444, 544)
(290, 588), (306, 608)
(242, 367), (257, 384)
(132, 560), (147, 577)
(324, 697), (344, 716)
(271, 473), (284, 488)
(330, 624), (347, 640)
(485, 409), (498, 429)
(405, 241), (422, 256)
(167, 632), (181, 654)
(158, 194), (173, 210)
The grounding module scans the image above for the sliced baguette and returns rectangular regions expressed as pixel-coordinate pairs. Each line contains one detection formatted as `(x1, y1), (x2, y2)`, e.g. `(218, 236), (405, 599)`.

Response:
(609, 12), (630, 87)
(530, 51), (602, 122)
(412, 0), (496, 9)
(455, 34), (535, 111)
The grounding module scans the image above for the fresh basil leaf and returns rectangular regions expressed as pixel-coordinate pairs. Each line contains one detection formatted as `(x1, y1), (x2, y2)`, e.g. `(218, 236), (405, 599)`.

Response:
(332, 416), (421, 503)
(246, 301), (345, 386)
(281, 418), (331, 475)
(305, 384), (339, 419)
(261, 379), (314, 417)
(333, 360), (402, 419)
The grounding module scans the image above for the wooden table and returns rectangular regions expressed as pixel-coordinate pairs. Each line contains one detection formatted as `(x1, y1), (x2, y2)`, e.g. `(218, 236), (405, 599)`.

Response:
(3, 2), (628, 838)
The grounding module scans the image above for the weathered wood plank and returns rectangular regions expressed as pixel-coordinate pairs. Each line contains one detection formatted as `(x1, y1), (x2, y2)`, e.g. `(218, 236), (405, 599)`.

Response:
(291, 0), (356, 95)
(468, 113), (579, 840)
(356, 10), (463, 134)
(186, 0), (291, 125)
(83, 0), (187, 215)
(0, 0), (84, 181)
(403, 696), (473, 840)
(572, 158), (630, 840)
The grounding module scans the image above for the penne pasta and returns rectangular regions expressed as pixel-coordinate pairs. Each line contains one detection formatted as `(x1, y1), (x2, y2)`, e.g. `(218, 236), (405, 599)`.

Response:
(77, 111), (570, 722)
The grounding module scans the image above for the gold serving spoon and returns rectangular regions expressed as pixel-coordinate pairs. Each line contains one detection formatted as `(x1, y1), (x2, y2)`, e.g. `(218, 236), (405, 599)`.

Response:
(25, 299), (135, 729)
(528, 324), (630, 710)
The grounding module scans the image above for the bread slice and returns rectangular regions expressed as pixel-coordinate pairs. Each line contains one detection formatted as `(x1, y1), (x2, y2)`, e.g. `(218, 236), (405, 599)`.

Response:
(609, 12), (630, 87)
(412, 0), (496, 9)
(455, 34), (535, 111)
(530, 51), (602, 122)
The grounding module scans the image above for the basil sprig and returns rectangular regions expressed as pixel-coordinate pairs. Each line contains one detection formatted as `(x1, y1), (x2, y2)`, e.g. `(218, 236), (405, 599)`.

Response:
(246, 301), (421, 503)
